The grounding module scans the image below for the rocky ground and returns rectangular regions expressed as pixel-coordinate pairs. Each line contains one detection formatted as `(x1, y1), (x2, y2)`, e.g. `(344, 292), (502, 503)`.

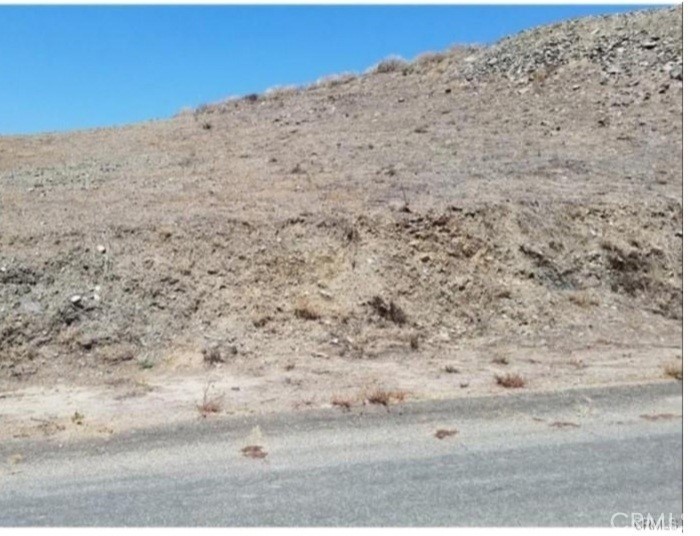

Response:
(0, 6), (682, 441)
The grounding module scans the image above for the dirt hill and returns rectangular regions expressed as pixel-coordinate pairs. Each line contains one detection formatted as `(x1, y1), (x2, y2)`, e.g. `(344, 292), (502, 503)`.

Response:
(0, 7), (682, 436)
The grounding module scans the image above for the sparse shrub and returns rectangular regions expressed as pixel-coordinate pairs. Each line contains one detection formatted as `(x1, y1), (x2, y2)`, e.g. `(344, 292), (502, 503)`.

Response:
(664, 360), (682, 381)
(202, 340), (237, 365)
(331, 394), (354, 411)
(444, 365), (460, 374)
(138, 358), (154, 370)
(202, 345), (224, 365)
(194, 103), (215, 116)
(492, 355), (510, 365)
(409, 333), (420, 351)
(197, 384), (224, 417)
(252, 314), (272, 328)
(71, 411), (85, 425)
(372, 56), (408, 74)
(264, 85), (299, 99)
(294, 297), (321, 320)
(568, 291), (600, 308)
(313, 72), (357, 89)
(365, 388), (408, 406)
(368, 296), (407, 325)
(414, 51), (447, 67)
(242, 93), (259, 103)
(495, 373), (525, 389)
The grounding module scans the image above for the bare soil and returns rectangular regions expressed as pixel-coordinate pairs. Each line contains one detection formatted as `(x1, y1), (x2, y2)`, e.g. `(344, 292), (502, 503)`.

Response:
(0, 7), (682, 441)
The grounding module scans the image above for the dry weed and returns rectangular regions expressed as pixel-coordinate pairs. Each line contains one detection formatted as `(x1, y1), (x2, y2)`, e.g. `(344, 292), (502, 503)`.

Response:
(568, 291), (600, 308)
(365, 388), (408, 406)
(368, 296), (407, 325)
(495, 373), (526, 389)
(331, 394), (354, 411)
(197, 383), (224, 417)
(294, 297), (322, 320)
(664, 360), (682, 380)
(372, 56), (408, 74)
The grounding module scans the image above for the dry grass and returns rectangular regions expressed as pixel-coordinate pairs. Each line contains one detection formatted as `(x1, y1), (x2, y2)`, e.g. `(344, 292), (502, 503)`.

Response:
(196, 384), (224, 417)
(444, 365), (460, 374)
(371, 56), (408, 74)
(365, 388), (409, 406)
(331, 394), (354, 411)
(263, 85), (299, 99)
(568, 291), (600, 308)
(664, 360), (682, 380)
(414, 51), (447, 67)
(294, 297), (322, 320)
(495, 373), (526, 389)
(313, 72), (357, 89)
(492, 355), (510, 365)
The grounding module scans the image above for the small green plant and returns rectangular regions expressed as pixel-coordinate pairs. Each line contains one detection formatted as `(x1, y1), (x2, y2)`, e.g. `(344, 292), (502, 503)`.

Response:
(71, 411), (85, 425)
(138, 358), (155, 370)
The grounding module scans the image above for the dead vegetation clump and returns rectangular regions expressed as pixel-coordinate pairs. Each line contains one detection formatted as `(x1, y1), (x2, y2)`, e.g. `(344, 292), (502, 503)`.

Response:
(294, 297), (322, 320)
(365, 388), (408, 406)
(372, 56), (408, 74)
(202, 340), (238, 365)
(495, 373), (526, 389)
(664, 360), (682, 381)
(368, 296), (407, 325)
(196, 384), (224, 417)
(330, 394), (354, 411)
(568, 291), (600, 308)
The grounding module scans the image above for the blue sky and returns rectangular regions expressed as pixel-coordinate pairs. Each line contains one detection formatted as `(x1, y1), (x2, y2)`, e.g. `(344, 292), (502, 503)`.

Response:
(0, 5), (654, 135)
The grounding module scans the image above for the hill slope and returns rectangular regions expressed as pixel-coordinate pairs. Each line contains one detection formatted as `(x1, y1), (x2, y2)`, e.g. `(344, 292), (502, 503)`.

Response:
(0, 7), (682, 435)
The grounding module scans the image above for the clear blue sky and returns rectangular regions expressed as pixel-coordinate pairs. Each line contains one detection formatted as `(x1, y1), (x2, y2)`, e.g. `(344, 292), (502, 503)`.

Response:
(0, 5), (654, 135)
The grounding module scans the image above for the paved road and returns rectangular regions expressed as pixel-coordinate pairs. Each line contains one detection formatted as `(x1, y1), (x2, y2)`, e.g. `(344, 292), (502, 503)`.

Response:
(0, 382), (682, 527)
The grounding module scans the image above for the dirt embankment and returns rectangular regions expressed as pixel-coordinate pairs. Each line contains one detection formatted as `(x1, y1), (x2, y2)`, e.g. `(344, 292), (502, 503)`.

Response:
(0, 7), (682, 439)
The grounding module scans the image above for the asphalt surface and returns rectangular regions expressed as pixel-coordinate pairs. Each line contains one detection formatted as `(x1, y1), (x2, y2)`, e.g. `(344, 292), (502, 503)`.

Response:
(0, 382), (682, 527)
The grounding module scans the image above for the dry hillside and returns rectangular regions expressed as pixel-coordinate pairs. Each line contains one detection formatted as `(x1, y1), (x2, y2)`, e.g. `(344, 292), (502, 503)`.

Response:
(0, 7), (682, 436)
